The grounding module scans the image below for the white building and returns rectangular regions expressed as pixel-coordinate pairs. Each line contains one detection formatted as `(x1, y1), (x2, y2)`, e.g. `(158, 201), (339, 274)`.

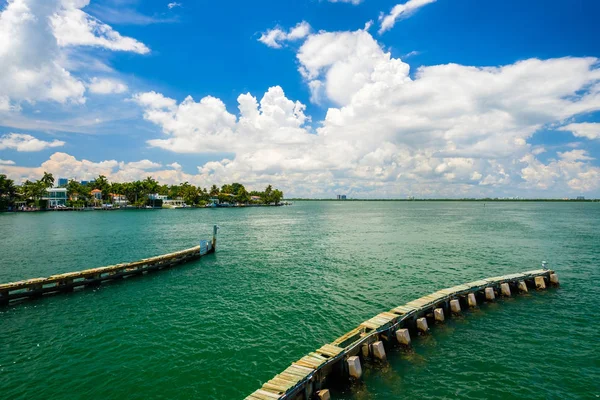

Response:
(43, 188), (67, 207)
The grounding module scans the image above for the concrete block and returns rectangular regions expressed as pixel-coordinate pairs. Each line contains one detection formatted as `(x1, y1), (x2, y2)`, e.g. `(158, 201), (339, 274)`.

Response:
(416, 317), (429, 333)
(485, 287), (495, 301)
(434, 308), (445, 322)
(550, 274), (559, 286)
(396, 328), (411, 346)
(450, 299), (461, 313)
(347, 356), (362, 379)
(500, 282), (511, 296)
(467, 292), (477, 307)
(361, 344), (369, 358)
(535, 276), (546, 289)
(371, 341), (386, 361)
(316, 389), (330, 400)
(517, 280), (528, 293)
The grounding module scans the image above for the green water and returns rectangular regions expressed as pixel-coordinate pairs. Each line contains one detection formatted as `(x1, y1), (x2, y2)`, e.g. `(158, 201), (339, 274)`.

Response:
(0, 202), (598, 399)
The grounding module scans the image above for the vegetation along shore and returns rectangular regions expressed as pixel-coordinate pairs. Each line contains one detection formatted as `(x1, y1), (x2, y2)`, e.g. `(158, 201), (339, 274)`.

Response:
(0, 173), (285, 211)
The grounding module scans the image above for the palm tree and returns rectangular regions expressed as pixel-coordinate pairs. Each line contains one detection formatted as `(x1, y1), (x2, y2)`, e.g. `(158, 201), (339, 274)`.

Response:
(40, 172), (55, 189)
(94, 175), (110, 201)
(0, 174), (16, 209)
(209, 185), (220, 197)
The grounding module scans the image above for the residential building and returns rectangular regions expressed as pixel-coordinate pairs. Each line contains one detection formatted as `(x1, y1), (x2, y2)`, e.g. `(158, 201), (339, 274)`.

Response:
(110, 193), (128, 206)
(43, 188), (67, 207)
(90, 189), (102, 202)
(163, 198), (187, 208)
(148, 193), (168, 201)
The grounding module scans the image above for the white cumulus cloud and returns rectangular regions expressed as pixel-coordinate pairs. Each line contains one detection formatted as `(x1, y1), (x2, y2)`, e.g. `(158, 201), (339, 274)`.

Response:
(0, 133), (65, 152)
(0, 0), (148, 109)
(88, 77), (128, 94)
(258, 21), (311, 49)
(558, 122), (600, 140)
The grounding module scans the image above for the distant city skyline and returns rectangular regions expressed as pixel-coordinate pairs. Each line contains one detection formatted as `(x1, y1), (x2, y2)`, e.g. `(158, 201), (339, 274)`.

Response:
(0, 0), (599, 198)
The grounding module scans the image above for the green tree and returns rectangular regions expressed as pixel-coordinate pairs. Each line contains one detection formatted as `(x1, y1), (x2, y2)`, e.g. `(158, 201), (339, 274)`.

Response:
(237, 186), (250, 204)
(209, 185), (220, 197)
(271, 189), (283, 205)
(261, 184), (273, 204)
(93, 175), (111, 201)
(40, 171), (55, 189)
(0, 174), (16, 209)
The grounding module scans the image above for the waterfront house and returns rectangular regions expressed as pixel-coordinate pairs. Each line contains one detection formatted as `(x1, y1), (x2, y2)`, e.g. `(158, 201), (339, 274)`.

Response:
(148, 193), (168, 201)
(90, 189), (102, 200)
(110, 193), (129, 206)
(43, 188), (67, 207)
(162, 198), (187, 208)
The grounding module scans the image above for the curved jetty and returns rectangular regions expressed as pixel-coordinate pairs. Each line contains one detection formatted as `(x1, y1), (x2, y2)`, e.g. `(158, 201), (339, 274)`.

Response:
(0, 225), (219, 306)
(246, 268), (559, 400)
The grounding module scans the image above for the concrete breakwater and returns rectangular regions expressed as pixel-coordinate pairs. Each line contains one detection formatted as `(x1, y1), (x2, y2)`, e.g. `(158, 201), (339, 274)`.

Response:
(0, 226), (219, 306)
(246, 269), (559, 400)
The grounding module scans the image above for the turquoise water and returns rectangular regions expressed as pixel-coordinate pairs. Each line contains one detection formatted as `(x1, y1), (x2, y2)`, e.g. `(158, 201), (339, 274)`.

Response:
(0, 202), (598, 399)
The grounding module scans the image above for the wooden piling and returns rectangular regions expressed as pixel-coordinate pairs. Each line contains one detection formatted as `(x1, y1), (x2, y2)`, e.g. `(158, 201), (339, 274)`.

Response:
(450, 299), (461, 313)
(535, 276), (546, 289)
(467, 292), (477, 307)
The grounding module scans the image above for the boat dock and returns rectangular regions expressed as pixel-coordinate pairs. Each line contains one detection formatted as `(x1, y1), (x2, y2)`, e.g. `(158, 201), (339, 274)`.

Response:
(246, 268), (559, 400)
(0, 225), (219, 306)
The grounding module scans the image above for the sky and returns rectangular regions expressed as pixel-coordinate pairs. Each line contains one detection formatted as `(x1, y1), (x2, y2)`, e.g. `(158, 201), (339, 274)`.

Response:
(0, 0), (599, 198)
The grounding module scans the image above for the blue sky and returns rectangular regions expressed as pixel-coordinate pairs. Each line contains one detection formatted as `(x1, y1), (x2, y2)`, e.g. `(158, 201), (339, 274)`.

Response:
(0, 0), (599, 197)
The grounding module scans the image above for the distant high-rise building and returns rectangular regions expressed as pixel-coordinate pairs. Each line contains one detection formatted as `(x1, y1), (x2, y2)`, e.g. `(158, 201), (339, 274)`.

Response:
(80, 180), (90, 186)
(337, 194), (347, 200)
(57, 178), (68, 187)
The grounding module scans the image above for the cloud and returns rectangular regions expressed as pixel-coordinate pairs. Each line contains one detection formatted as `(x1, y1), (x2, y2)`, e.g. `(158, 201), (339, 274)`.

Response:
(0, 0), (148, 109)
(557, 149), (594, 162)
(258, 21), (311, 49)
(379, 0), (437, 34)
(168, 162), (182, 169)
(87, 4), (178, 25)
(328, 0), (363, 4)
(558, 122), (600, 140)
(0, 159), (16, 165)
(121, 160), (162, 170)
(0, 133), (65, 152)
(133, 86), (310, 154)
(88, 77), (128, 94)
(50, 1), (150, 54)
(521, 151), (600, 192)
(0, 152), (199, 186)
(167, 2), (182, 9)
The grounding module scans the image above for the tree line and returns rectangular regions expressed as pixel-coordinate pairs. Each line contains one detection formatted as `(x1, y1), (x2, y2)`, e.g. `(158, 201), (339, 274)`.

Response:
(0, 172), (284, 209)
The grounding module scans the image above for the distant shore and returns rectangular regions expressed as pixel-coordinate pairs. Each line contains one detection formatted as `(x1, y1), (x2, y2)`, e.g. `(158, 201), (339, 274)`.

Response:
(288, 198), (599, 202)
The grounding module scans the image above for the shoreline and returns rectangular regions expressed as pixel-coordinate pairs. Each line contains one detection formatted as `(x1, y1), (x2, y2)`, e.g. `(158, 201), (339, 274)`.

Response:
(1, 203), (290, 213)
